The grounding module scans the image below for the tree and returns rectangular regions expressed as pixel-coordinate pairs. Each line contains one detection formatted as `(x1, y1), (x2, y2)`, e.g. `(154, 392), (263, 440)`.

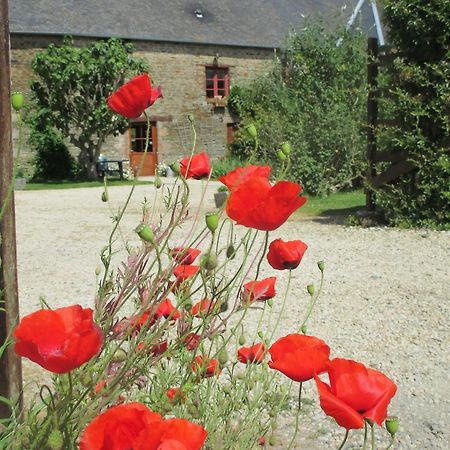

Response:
(29, 37), (147, 179)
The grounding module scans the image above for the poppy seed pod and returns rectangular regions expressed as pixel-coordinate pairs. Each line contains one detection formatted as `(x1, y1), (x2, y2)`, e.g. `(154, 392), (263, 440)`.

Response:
(111, 348), (127, 363)
(280, 142), (292, 156)
(277, 150), (287, 161)
(205, 212), (219, 232)
(385, 416), (399, 436)
(202, 253), (218, 271)
(135, 224), (154, 243)
(11, 92), (25, 111)
(170, 161), (181, 175)
(245, 124), (257, 139)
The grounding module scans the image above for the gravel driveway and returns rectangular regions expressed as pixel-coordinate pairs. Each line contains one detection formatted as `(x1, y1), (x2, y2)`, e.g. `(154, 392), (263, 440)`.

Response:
(13, 180), (450, 449)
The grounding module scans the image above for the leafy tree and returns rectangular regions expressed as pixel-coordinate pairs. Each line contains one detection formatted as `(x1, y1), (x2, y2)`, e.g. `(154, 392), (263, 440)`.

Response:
(29, 37), (147, 179)
(228, 22), (367, 195)
(374, 1), (450, 228)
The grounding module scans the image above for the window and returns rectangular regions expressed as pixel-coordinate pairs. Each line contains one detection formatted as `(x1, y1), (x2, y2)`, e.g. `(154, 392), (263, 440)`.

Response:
(205, 67), (229, 98)
(129, 122), (156, 152)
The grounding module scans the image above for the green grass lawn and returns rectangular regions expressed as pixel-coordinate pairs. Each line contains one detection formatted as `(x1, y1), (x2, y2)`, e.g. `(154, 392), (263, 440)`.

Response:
(299, 190), (365, 217)
(24, 179), (149, 190)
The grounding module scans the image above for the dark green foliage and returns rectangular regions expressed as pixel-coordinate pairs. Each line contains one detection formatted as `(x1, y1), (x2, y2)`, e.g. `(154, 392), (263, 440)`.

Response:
(375, 1), (450, 228)
(29, 38), (147, 179)
(229, 22), (367, 195)
(211, 156), (244, 179)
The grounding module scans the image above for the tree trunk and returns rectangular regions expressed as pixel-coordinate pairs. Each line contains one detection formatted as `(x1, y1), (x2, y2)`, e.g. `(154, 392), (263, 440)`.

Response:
(77, 146), (98, 180)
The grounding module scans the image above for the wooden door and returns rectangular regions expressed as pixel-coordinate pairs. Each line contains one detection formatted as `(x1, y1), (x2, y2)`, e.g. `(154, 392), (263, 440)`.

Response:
(129, 121), (157, 176)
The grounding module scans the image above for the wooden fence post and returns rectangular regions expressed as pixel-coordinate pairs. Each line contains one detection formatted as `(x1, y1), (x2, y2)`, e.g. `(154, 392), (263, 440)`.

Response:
(0, 0), (23, 419)
(366, 37), (379, 212)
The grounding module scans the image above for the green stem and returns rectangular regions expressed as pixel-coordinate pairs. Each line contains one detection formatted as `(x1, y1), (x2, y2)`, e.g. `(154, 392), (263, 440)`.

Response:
(337, 430), (349, 450)
(286, 382), (303, 450)
(371, 423), (375, 450)
(384, 436), (396, 450)
(254, 231), (269, 281)
(363, 422), (368, 450)
(299, 268), (324, 331)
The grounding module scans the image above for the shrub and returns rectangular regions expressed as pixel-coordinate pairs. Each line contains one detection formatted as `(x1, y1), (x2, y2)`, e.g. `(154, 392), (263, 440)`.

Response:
(229, 21), (367, 196)
(374, 1), (450, 228)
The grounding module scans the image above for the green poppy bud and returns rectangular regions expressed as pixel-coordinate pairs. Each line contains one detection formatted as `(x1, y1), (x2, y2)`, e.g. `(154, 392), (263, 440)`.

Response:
(245, 124), (257, 139)
(205, 212), (219, 232)
(385, 416), (399, 436)
(187, 404), (200, 418)
(202, 253), (218, 271)
(300, 325), (307, 334)
(257, 330), (264, 340)
(111, 348), (127, 363)
(220, 300), (229, 312)
(170, 161), (181, 175)
(280, 142), (292, 156)
(307, 284), (315, 296)
(187, 112), (194, 123)
(80, 373), (92, 387)
(95, 266), (101, 276)
(277, 150), (287, 161)
(101, 191), (108, 202)
(267, 298), (274, 307)
(269, 409), (277, 418)
(223, 384), (232, 395)
(271, 419), (278, 430)
(135, 223), (154, 243)
(317, 260), (325, 272)
(218, 349), (228, 366)
(269, 435), (277, 446)
(11, 92), (24, 112)
(47, 430), (64, 450)
(226, 244), (236, 259)
(154, 176), (162, 189)
(238, 335), (246, 346)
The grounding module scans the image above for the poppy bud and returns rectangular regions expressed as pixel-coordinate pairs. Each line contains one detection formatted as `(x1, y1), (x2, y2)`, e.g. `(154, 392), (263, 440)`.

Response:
(218, 349), (228, 366)
(47, 429), (64, 450)
(220, 300), (228, 312)
(162, 403), (172, 414)
(277, 150), (287, 161)
(135, 223), (154, 243)
(245, 124), (257, 139)
(246, 379), (255, 390)
(257, 330), (264, 340)
(170, 161), (181, 175)
(280, 142), (292, 156)
(223, 384), (232, 395)
(300, 325), (307, 334)
(317, 260), (325, 272)
(111, 348), (127, 363)
(187, 112), (194, 123)
(187, 404), (200, 419)
(268, 409), (277, 418)
(205, 212), (219, 232)
(238, 335), (246, 345)
(80, 373), (92, 387)
(267, 298), (274, 307)
(95, 266), (101, 276)
(101, 191), (108, 202)
(11, 92), (25, 111)
(154, 176), (162, 189)
(202, 253), (218, 271)
(269, 435), (277, 446)
(385, 416), (399, 436)
(271, 420), (278, 430)
(226, 244), (236, 259)
(307, 284), (315, 295)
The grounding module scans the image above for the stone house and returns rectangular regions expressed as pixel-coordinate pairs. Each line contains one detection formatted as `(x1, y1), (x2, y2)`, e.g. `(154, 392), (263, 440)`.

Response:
(9, 0), (376, 175)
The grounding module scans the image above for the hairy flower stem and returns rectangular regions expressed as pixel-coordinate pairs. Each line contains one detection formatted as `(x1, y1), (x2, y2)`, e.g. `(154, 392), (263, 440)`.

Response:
(362, 422), (368, 450)
(299, 267), (324, 331)
(254, 231), (269, 281)
(337, 430), (349, 450)
(269, 270), (293, 344)
(287, 382), (303, 450)
(371, 423), (375, 450)
(384, 436), (396, 450)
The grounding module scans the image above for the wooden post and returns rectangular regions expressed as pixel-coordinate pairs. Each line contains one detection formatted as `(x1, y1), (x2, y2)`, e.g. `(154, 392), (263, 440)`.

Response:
(366, 37), (379, 212)
(0, 0), (23, 419)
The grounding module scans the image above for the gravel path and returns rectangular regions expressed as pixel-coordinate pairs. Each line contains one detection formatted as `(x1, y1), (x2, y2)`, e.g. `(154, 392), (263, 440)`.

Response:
(13, 181), (450, 449)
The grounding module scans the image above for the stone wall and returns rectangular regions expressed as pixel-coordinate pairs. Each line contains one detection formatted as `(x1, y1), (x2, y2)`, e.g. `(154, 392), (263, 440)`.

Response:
(10, 34), (273, 174)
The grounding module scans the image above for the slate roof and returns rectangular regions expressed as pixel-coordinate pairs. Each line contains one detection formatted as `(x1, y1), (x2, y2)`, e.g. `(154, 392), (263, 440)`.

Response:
(9, 0), (377, 48)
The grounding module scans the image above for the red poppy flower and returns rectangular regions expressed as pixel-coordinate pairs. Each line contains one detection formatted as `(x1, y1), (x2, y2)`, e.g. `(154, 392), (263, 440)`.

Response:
(173, 265), (200, 283)
(79, 402), (162, 450)
(166, 388), (186, 404)
(154, 299), (180, 321)
(171, 247), (201, 265)
(267, 239), (308, 270)
(242, 277), (276, 302)
(268, 334), (330, 382)
(315, 358), (397, 430)
(138, 340), (169, 357)
(183, 332), (201, 351)
(226, 177), (307, 231)
(218, 165), (271, 191)
(180, 152), (211, 179)
(13, 305), (103, 374)
(107, 73), (162, 119)
(192, 355), (221, 378)
(134, 418), (207, 450)
(237, 343), (266, 364)
(191, 299), (217, 317)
